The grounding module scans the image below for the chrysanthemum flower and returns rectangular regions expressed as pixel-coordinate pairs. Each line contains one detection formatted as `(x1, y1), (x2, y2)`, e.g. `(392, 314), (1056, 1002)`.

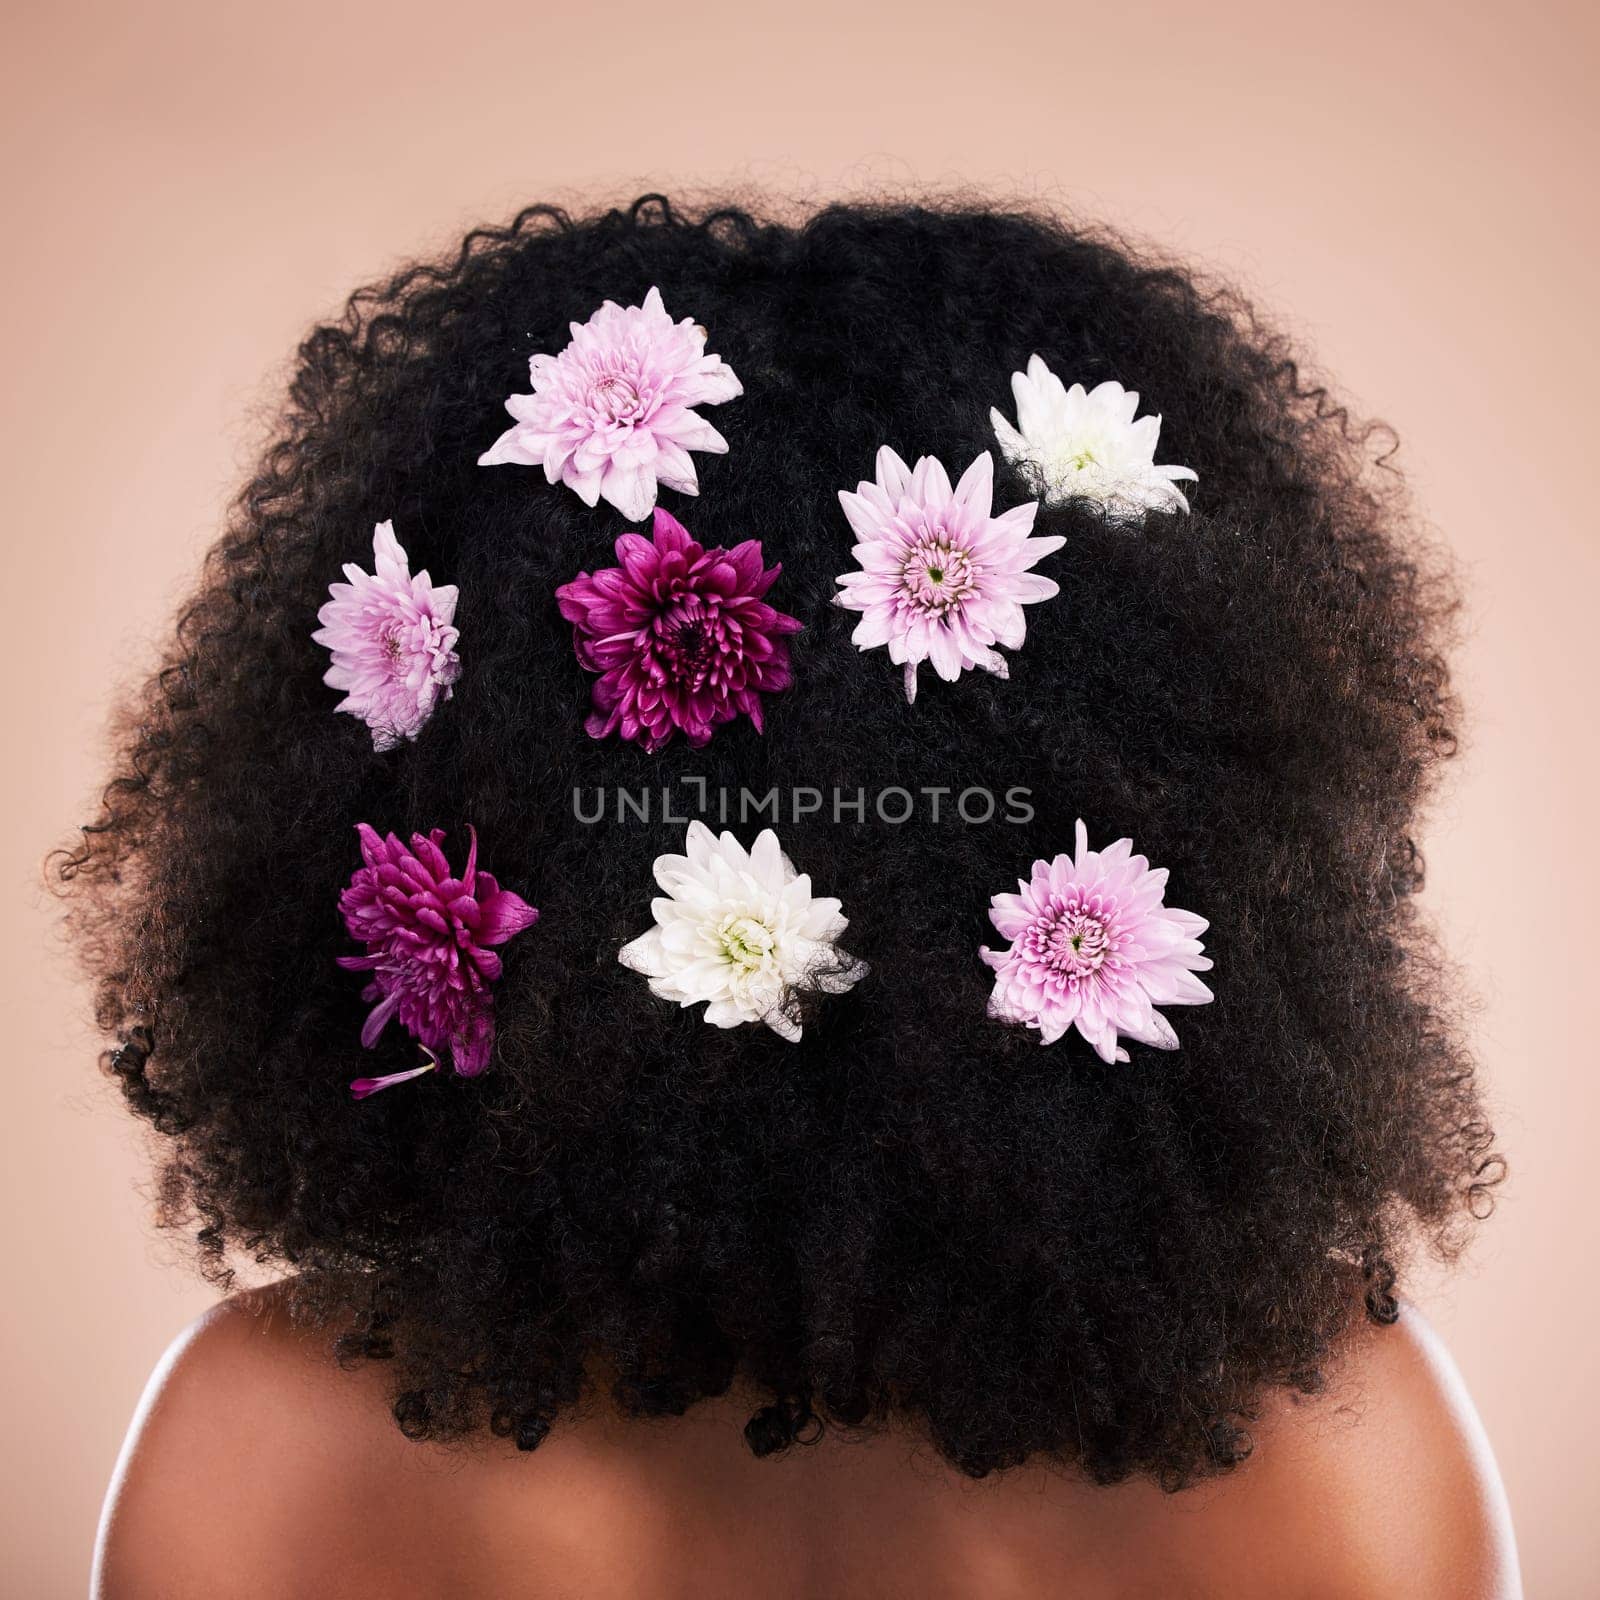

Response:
(337, 824), (539, 1094)
(478, 286), (742, 521)
(990, 356), (1197, 519)
(555, 508), (802, 753)
(834, 447), (1062, 704)
(312, 521), (461, 750)
(619, 822), (866, 1042)
(981, 820), (1212, 1062)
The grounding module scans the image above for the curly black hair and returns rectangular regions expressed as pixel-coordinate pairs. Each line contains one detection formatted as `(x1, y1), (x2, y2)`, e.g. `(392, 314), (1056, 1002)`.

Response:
(58, 193), (1501, 1485)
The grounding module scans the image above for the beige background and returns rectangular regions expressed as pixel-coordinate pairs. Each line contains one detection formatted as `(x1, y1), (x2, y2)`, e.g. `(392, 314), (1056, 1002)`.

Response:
(3, 0), (1596, 1593)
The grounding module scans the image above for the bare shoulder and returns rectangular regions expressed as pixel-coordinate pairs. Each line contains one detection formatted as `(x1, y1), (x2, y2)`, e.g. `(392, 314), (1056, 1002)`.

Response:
(91, 1285), (663, 1600)
(92, 1282), (413, 1600)
(92, 1290), (1521, 1600)
(1175, 1302), (1522, 1599)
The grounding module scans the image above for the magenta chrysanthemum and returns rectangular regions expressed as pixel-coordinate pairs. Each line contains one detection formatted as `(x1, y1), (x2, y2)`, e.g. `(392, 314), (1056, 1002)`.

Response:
(981, 820), (1213, 1063)
(477, 286), (742, 521)
(555, 508), (802, 753)
(337, 824), (538, 1094)
(312, 521), (461, 750)
(834, 448), (1063, 703)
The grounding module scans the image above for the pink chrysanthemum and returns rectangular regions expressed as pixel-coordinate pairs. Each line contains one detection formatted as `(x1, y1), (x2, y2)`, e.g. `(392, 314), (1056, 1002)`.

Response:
(312, 521), (461, 750)
(478, 286), (742, 521)
(555, 508), (802, 753)
(981, 820), (1213, 1063)
(337, 824), (538, 1096)
(834, 448), (1062, 703)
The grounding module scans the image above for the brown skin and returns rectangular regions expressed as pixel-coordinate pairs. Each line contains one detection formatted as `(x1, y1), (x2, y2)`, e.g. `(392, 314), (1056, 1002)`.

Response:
(94, 1287), (1520, 1600)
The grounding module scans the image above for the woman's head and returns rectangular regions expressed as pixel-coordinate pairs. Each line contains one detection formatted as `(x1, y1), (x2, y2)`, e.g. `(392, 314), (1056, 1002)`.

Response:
(60, 194), (1498, 1483)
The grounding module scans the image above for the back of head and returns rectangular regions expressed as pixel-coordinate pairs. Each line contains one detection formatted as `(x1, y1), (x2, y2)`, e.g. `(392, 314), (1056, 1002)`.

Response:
(61, 194), (1497, 1484)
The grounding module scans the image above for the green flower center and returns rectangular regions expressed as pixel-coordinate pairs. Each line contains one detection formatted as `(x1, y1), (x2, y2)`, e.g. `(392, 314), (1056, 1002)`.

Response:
(719, 915), (776, 971)
(902, 537), (977, 617)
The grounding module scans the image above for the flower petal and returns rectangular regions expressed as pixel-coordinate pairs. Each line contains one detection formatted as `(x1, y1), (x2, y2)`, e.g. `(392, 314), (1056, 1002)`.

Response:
(479, 289), (742, 518)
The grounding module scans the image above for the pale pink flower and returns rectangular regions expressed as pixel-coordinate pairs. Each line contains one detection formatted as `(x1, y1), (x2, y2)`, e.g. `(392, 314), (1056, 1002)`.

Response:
(478, 286), (742, 521)
(834, 448), (1062, 703)
(312, 522), (461, 750)
(981, 820), (1213, 1062)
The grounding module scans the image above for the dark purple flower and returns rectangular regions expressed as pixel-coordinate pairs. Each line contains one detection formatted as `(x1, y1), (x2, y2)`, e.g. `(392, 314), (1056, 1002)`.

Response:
(555, 508), (802, 753)
(337, 824), (538, 1094)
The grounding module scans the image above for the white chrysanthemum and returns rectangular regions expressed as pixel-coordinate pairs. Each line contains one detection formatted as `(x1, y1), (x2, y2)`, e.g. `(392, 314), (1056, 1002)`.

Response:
(990, 356), (1197, 520)
(619, 822), (867, 1041)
